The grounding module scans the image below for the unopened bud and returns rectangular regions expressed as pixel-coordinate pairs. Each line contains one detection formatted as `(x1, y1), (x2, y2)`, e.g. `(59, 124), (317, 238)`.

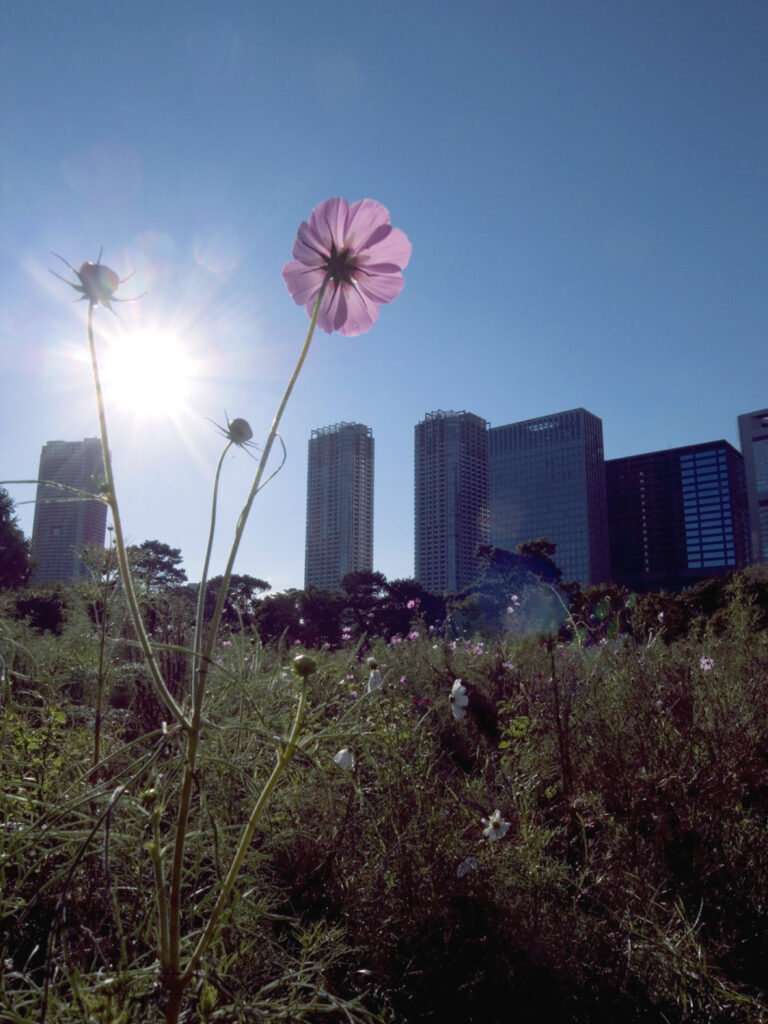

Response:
(292, 654), (317, 679)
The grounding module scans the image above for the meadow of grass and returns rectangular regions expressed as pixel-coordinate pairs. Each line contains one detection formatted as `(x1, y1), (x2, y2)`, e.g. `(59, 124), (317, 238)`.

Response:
(1, 572), (768, 1023)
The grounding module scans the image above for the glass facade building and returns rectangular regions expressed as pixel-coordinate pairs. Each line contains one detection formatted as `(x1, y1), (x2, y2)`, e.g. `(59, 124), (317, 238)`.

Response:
(488, 408), (610, 585)
(414, 410), (489, 593)
(606, 441), (751, 592)
(738, 408), (768, 563)
(31, 438), (107, 583)
(305, 422), (374, 590)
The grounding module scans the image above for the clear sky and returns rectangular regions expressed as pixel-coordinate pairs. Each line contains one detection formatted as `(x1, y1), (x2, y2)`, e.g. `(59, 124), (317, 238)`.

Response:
(1, 0), (766, 593)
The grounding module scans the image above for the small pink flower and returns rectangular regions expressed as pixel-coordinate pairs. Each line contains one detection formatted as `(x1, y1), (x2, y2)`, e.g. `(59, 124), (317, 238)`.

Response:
(390, 635), (403, 645)
(400, 675), (408, 686)
(408, 631), (420, 640)
(472, 643), (484, 656)
(700, 655), (715, 672)
(282, 197), (411, 336)
(449, 641), (457, 653)
(502, 662), (514, 671)
(406, 599), (419, 610)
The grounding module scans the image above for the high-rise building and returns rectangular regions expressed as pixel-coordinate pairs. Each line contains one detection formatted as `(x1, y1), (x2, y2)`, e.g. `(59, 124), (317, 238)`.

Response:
(738, 407), (768, 563)
(606, 440), (751, 592)
(305, 422), (374, 590)
(488, 408), (610, 585)
(414, 410), (489, 592)
(31, 438), (107, 583)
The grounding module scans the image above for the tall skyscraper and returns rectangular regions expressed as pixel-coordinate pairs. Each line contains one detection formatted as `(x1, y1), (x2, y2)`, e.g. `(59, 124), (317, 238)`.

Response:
(305, 422), (374, 590)
(414, 410), (489, 593)
(488, 408), (610, 585)
(31, 438), (107, 583)
(606, 440), (751, 592)
(738, 408), (768, 563)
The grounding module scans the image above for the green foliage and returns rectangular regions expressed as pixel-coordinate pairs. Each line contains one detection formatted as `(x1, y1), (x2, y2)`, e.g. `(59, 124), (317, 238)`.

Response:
(2, 575), (768, 1022)
(126, 539), (187, 591)
(0, 487), (31, 591)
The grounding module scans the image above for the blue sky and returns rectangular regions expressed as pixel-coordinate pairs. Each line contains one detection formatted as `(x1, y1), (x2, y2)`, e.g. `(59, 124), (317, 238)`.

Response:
(1, 0), (766, 592)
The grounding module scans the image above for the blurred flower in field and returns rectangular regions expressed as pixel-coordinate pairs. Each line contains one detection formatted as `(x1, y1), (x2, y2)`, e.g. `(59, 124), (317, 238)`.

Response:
(472, 643), (484, 656)
(456, 856), (478, 878)
(282, 197), (411, 336)
(406, 598), (419, 610)
(408, 630), (420, 640)
(367, 668), (383, 692)
(700, 655), (715, 671)
(449, 679), (469, 720)
(390, 635), (403, 645)
(502, 662), (514, 671)
(449, 640), (457, 653)
(400, 675), (408, 686)
(333, 748), (355, 771)
(482, 809), (510, 841)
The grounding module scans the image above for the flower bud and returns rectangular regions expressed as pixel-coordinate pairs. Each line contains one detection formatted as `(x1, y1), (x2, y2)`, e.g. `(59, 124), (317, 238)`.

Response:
(292, 654), (317, 679)
(228, 418), (253, 444)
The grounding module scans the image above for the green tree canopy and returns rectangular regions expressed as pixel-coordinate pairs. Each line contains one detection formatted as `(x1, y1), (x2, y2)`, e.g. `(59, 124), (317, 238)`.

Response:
(126, 540), (187, 591)
(0, 487), (32, 591)
(200, 573), (271, 628)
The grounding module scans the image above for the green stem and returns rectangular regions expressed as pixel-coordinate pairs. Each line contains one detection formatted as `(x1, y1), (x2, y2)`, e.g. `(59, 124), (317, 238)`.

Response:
(193, 441), (232, 699)
(163, 283), (327, 1021)
(86, 302), (189, 731)
(182, 681), (308, 983)
(199, 278), (329, 678)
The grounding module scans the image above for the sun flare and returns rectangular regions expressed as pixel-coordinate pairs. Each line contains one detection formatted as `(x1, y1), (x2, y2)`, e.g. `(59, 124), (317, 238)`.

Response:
(103, 328), (196, 419)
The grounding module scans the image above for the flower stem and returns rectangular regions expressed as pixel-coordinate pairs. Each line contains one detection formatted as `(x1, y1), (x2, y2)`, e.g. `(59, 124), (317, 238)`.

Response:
(163, 281), (327, 1021)
(181, 681), (309, 984)
(86, 302), (189, 731)
(192, 441), (232, 701)
(199, 277), (329, 676)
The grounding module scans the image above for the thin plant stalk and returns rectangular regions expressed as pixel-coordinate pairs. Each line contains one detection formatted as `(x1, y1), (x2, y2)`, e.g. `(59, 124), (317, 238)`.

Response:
(163, 279), (328, 1021)
(192, 441), (233, 686)
(199, 275), (329, 676)
(162, 681), (309, 1023)
(86, 302), (189, 731)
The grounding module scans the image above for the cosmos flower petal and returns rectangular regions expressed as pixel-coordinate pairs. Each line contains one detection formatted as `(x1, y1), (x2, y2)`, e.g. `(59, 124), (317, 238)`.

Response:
(283, 262), (327, 305)
(337, 286), (381, 336)
(314, 282), (380, 337)
(345, 199), (394, 250)
(293, 230), (330, 266)
(356, 270), (405, 304)
(358, 226), (412, 271)
(307, 197), (349, 250)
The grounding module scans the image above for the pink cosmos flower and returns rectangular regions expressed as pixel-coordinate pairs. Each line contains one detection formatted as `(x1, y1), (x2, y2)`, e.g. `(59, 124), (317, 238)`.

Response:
(282, 197), (411, 336)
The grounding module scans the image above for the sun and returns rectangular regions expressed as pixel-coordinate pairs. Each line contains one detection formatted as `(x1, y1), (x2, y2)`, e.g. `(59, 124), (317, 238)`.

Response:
(102, 328), (197, 419)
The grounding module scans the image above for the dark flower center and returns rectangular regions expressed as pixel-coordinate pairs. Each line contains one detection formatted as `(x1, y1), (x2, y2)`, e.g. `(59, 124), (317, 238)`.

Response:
(325, 244), (357, 284)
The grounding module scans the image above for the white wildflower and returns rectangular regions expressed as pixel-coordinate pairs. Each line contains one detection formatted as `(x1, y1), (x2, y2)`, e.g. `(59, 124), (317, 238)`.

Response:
(481, 809), (510, 841)
(449, 679), (469, 720)
(367, 668), (383, 692)
(333, 748), (355, 771)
